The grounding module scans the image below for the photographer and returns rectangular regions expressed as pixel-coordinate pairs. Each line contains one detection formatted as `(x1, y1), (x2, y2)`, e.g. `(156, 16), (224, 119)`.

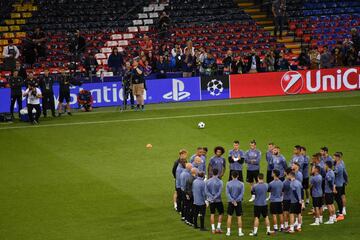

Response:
(23, 83), (42, 124)
(122, 62), (135, 110)
(131, 59), (146, 111)
(9, 70), (24, 119)
(39, 69), (56, 117)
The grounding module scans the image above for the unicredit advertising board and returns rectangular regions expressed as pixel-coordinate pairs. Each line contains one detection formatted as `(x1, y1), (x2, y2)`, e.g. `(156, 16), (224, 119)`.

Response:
(230, 67), (360, 98)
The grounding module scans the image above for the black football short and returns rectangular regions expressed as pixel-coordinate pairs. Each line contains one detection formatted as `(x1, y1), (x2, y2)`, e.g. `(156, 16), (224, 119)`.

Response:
(59, 91), (70, 103)
(254, 205), (268, 218)
(312, 197), (323, 208)
(325, 193), (334, 205)
(302, 178), (309, 190)
(227, 202), (243, 216)
(210, 202), (224, 215)
(247, 170), (259, 183)
(270, 202), (283, 214)
(267, 170), (274, 183)
(283, 200), (291, 212)
(290, 203), (302, 214)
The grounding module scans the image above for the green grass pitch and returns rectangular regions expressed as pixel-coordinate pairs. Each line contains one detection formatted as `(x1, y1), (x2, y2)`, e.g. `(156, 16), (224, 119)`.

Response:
(1, 91), (360, 240)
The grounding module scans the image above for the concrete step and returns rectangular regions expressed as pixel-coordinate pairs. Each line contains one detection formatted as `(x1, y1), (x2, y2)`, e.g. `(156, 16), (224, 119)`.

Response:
(277, 36), (294, 43)
(285, 43), (301, 49)
(238, 2), (254, 7)
(251, 14), (267, 19)
(244, 8), (261, 13)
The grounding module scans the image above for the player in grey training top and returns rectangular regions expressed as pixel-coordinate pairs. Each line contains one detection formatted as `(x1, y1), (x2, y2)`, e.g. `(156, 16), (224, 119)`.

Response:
(268, 169), (284, 232)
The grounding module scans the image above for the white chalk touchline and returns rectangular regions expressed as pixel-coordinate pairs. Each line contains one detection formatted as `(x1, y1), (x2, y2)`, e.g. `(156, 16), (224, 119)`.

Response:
(1, 104), (360, 131)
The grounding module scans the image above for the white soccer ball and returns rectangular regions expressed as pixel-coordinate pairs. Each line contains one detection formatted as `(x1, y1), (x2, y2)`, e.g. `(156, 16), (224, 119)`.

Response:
(198, 122), (205, 129)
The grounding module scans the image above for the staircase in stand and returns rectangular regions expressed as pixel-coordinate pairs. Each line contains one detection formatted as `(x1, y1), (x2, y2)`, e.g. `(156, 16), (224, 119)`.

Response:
(236, 0), (302, 56)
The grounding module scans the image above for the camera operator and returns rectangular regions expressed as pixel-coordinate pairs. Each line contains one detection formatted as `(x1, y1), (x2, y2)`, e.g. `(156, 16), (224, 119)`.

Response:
(9, 70), (24, 119)
(23, 83), (42, 124)
(58, 69), (72, 116)
(131, 59), (146, 111)
(122, 61), (135, 110)
(39, 69), (55, 117)
(26, 72), (39, 88)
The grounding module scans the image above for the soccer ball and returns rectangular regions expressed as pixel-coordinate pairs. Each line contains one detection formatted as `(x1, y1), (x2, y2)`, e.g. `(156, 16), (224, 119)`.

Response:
(207, 79), (224, 96)
(198, 122), (205, 129)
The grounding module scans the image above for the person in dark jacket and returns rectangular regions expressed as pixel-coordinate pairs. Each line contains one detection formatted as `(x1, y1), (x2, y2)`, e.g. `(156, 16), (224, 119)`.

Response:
(9, 70), (24, 119)
(122, 62), (135, 110)
(15, 61), (27, 80)
(108, 47), (124, 76)
(39, 69), (55, 117)
(156, 55), (169, 79)
(246, 49), (261, 73)
(182, 48), (194, 78)
(185, 168), (197, 225)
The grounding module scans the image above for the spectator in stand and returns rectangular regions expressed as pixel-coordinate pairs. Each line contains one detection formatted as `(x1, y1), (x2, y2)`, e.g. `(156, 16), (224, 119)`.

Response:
(246, 49), (261, 73)
(276, 52), (290, 71)
(71, 30), (86, 56)
(345, 45), (357, 67)
(264, 51), (275, 72)
(140, 35), (153, 55)
(198, 47), (207, 75)
(320, 46), (333, 69)
(158, 11), (170, 40)
(15, 61), (27, 80)
(84, 52), (98, 77)
(182, 48), (194, 78)
(108, 47), (124, 76)
(351, 28), (359, 57)
(222, 50), (233, 75)
(202, 52), (216, 76)
(2, 39), (20, 71)
(171, 44), (183, 58)
(184, 40), (195, 56)
(297, 49), (310, 70)
(309, 47), (320, 70)
(156, 55), (169, 79)
(171, 45), (183, 71)
(233, 55), (245, 74)
(333, 47), (343, 67)
(22, 38), (36, 67)
(143, 60), (152, 77)
(31, 27), (47, 60)
(272, 0), (286, 40)
(159, 44), (170, 57)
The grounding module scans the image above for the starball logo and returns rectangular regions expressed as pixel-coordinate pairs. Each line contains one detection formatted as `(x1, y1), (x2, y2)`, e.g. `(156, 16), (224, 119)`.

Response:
(281, 68), (360, 95)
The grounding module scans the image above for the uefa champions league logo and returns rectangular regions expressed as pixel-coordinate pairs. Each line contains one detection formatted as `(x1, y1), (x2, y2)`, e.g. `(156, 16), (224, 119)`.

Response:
(207, 79), (224, 96)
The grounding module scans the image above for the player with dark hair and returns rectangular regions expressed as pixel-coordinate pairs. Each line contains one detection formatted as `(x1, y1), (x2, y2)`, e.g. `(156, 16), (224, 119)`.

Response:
(180, 163), (193, 222)
(205, 168), (224, 234)
(290, 145), (304, 173)
(266, 142), (275, 183)
(320, 147), (333, 164)
(272, 146), (287, 181)
(173, 150), (188, 212)
(337, 152), (348, 216)
(225, 171), (245, 237)
(208, 146), (226, 179)
(288, 171), (303, 233)
(249, 173), (274, 236)
(333, 152), (346, 221)
(283, 167), (292, 230)
(228, 140), (245, 182)
(268, 169), (284, 232)
(300, 146), (310, 205)
(245, 140), (261, 202)
(324, 161), (336, 224)
(310, 165), (323, 226)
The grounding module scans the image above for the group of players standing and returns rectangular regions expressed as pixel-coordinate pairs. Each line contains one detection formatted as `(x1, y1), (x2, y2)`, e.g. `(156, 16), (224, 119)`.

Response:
(172, 140), (348, 236)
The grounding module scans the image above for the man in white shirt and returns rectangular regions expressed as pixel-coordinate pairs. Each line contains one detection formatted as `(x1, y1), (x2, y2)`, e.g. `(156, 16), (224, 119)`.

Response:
(23, 83), (42, 124)
(2, 39), (20, 71)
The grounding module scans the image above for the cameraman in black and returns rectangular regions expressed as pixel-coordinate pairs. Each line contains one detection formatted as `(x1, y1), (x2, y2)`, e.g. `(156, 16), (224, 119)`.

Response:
(23, 83), (42, 124)
(9, 70), (24, 119)
(122, 61), (135, 110)
(58, 69), (72, 116)
(39, 69), (56, 117)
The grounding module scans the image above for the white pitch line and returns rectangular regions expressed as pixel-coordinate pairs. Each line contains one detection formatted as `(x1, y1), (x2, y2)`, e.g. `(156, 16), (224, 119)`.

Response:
(1, 104), (360, 131)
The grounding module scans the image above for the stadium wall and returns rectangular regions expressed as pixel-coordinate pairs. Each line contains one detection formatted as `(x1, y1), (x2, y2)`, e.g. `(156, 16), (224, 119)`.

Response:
(0, 67), (359, 113)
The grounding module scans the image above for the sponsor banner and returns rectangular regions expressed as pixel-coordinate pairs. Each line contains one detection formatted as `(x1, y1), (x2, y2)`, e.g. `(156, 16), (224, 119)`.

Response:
(200, 75), (230, 100)
(230, 67), (360, 98)
(0, 77), (201, 113)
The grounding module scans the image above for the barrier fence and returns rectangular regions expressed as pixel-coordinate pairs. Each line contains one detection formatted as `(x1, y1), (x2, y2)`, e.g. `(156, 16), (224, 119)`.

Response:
(1, 67), (359, 113)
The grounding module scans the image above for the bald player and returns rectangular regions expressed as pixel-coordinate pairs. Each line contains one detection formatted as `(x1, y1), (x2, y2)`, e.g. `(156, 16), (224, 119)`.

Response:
(180, 163), (193, 221)
(184, 168), (198, 226)
(193, 156), (206, 174)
